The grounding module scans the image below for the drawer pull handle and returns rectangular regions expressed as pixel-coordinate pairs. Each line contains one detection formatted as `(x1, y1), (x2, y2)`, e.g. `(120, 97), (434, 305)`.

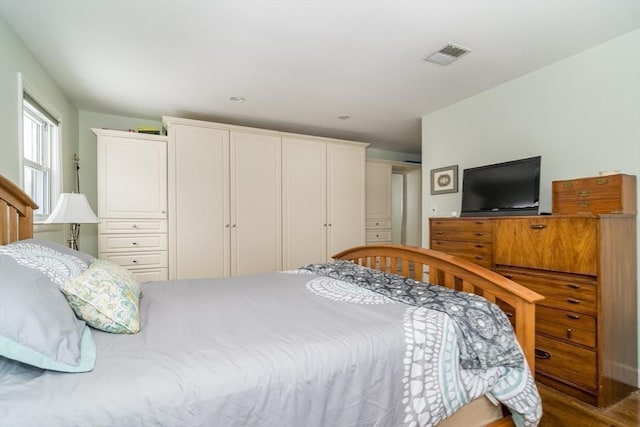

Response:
(132, 259), (138, 263)
(376, 222), (379, 225)
(376, 234), (379, 238)
(566, 328), (573, 339)
(530, 224), (546, 230)
(435, 241), (443, 245)
(578, 201), (591, 208)
(578, 190), (591, 197)
(474, 221), (485, 225)
(535, 349), (551, 360)
(132, 224), (138, 228)
(474, 232), (484, 236)
(435, 221), (443, 224)
(503, 274), (514, 279)
(567, 283), (581, 289)
(567, 313), (581, 320)
(132, 242), (137, 246)
(567, 298), (581, 304)
(436, 231), (444, 235)
(475, 256), (484, 260)
(561, 182), (574, 188)
(595, 178), (609, 185)
(504, 312), (514, 318)
(474, 244), (484, 248)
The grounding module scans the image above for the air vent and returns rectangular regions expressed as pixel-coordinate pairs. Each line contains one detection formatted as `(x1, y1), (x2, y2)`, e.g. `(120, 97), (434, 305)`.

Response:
(424, 43), (471, 66)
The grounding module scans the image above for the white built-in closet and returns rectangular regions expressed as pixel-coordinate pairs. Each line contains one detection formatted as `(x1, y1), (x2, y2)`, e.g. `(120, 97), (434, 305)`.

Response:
(163, 116), (367, 280)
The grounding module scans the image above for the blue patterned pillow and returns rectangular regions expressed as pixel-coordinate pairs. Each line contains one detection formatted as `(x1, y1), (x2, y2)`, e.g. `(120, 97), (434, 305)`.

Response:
(61, 259), (141, 334)
(0, 246), (96, 372)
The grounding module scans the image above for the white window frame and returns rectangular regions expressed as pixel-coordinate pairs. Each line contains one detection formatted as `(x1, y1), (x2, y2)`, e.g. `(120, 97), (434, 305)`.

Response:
(18, 73), (63, 223)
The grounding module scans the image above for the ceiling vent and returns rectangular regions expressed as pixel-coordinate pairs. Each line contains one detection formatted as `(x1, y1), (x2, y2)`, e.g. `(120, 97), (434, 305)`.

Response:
(424, 43), (471, 66)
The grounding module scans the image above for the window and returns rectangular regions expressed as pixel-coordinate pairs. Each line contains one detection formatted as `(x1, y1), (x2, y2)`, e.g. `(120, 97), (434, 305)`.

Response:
(22, 93), (61, 219)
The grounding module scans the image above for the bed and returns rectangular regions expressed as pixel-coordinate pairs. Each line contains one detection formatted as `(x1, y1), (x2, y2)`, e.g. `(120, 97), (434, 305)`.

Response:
(0, 175), (544, 427)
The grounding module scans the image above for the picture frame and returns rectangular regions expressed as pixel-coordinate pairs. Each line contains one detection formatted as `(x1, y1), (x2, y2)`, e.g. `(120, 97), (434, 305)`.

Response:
(430, 165), (459, 195)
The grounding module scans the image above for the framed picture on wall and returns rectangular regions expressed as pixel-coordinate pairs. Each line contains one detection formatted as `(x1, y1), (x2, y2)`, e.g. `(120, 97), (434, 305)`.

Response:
(430, 165), (458, 195)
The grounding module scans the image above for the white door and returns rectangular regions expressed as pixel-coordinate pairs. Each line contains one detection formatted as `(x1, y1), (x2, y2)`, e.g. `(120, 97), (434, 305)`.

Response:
(230, 131), (282, 276)
(326, 143), (366, 258)
(282, 138), (327, 268)
(98, 136), (167, 219)
(366, 161), (392, 219)
(170, 125), (230, 279)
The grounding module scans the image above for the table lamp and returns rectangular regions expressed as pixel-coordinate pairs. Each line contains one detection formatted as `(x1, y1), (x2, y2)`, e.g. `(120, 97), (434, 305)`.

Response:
(45, 193), (98, 250)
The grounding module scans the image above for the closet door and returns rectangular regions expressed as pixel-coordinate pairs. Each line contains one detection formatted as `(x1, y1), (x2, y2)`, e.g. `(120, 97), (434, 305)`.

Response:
(326, 143), (366, 257)
(282, 138), (327, 269)
(98, 135), (167, 219)
(170, 125), (230, 279)
(230, 131), (282, 276)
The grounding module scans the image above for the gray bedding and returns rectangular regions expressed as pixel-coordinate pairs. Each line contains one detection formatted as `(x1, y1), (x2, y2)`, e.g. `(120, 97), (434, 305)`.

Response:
(0, 269), (541, 426)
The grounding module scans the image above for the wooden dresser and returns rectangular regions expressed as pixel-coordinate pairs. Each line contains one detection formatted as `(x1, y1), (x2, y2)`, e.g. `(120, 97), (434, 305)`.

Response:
(429, 214), (637, 407)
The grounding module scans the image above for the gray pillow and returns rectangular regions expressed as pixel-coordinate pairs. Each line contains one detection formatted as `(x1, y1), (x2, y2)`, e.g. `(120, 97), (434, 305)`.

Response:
(17, 238), (95, 265)
(0, 245), (96, 372)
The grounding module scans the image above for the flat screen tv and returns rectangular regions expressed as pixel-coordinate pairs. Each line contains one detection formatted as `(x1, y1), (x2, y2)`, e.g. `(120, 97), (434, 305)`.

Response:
(460, 156), (541, 217)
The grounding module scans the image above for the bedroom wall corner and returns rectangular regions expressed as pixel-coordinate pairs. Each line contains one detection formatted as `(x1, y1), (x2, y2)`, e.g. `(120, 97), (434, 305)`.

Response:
(0, 14), (80, 247)
(421, 28), (640, 385)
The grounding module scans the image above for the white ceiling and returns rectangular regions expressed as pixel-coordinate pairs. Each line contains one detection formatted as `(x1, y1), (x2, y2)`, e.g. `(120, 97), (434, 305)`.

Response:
(2, 1), (640, 154)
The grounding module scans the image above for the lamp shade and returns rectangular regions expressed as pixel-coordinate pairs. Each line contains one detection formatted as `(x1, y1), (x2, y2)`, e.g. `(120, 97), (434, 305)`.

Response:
(45, 193), (98, 224)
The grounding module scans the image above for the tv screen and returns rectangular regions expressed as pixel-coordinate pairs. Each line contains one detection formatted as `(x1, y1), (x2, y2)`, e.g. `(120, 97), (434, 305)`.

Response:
(460, 156), (541, 217)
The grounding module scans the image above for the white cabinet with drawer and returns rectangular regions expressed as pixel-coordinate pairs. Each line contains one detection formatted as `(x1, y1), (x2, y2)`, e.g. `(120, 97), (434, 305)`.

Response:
(94, 128), (169, 281)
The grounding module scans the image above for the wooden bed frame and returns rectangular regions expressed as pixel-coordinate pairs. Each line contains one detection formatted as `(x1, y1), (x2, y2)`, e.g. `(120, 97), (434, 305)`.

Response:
(1, 174), (543, 426)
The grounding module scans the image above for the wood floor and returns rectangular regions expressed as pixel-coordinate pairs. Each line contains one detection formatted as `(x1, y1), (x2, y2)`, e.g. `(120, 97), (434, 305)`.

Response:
(538, 383), (639, 426)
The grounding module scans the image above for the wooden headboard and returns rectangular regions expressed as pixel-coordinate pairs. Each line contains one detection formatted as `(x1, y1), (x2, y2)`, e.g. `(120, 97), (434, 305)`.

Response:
(0, 175), (38, 245)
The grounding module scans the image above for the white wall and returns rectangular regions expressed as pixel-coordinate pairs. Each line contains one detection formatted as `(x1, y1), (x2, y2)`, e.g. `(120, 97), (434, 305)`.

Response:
(422, 28), (640, 382)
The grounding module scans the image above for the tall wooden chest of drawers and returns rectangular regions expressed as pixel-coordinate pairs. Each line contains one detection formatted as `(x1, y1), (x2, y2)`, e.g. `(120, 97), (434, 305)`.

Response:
(552, 173), (636, 215)
(429, 215), (638, 407)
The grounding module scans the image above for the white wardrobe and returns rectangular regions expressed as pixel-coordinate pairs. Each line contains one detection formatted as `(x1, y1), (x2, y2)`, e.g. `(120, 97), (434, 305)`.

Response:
(94, 128), (169, 282)
(163, 116), (367, 280)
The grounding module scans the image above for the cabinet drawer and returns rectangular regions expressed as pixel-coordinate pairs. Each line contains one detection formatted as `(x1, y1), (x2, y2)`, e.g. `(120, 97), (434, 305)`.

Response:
(100, 251), (168, 269)
(430, 229), (492, 243)
(130, 268), (168, 283)
(552, 174), (636, 215)
(99, 219), (167, 234)
(99, 234), (168, 252)
(536, 305), (596, 348)
(496, 267), (596, 315)
(366, 218), (392, 229)
(430, 218), (492, 233)
(366, 229), (392, 242)
(430, 240), (492, 266)
(494, 217), (597, 275)
(535, 334), (597, 392)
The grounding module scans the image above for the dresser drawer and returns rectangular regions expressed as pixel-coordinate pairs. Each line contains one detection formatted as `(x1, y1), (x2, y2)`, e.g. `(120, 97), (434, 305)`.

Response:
(430, 229), (492, 243)
(99, 234), (168, 252)
(366, 218), (392, 229)
(494, 217), (597, 275)
(99, 219), (167, 234)
(100, 251), (168, 269)
(496, 267), (596, 315)
(552, 174), (636, 215)
(130, 268), (168, 282)
(535, 334), (597, 392)
(536, 305), (596, 348)
(431, 218), (492, 233)
(430, 240), (492, 267)
(366, 229), (392, 242)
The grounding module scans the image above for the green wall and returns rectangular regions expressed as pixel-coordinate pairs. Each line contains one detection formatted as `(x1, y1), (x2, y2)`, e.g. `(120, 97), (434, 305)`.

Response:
(0, 15), (79, 246)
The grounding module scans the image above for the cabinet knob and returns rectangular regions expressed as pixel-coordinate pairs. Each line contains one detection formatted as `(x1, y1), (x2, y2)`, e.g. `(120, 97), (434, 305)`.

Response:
(132, 259), (138, 263)
(132, 242), (137, 246)
(328, 223), (332, 227)
(132, 224), (137, 228)
(232, 224), (237, 228)
(376, 222), (379, 225)
(566, 328), (573, 339)
(535, 348), (551, 360)
(323, 223), (327, 227)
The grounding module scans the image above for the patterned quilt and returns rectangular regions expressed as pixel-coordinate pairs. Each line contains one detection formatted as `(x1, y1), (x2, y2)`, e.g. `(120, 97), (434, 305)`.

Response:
(298, 261), (542, 427)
